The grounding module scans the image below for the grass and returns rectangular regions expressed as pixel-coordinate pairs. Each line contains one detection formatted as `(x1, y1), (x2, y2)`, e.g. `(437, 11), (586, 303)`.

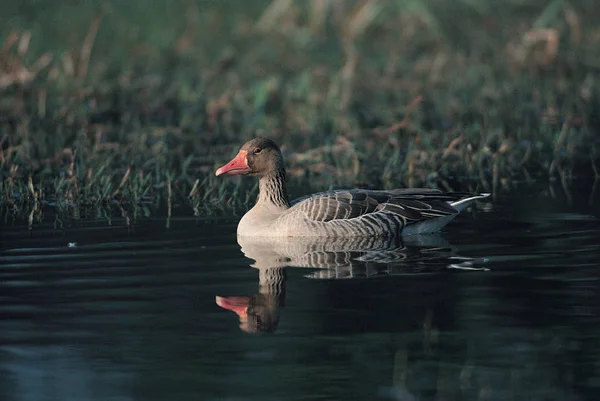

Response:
(1, 0), (600, 221)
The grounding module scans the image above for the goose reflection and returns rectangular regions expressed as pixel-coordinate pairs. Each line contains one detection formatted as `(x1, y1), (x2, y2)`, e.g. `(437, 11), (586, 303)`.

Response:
(217, 235), (487, 333)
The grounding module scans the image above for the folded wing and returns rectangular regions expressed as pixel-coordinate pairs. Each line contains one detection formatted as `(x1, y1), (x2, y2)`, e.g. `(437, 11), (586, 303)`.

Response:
(290, 188), (468, 225)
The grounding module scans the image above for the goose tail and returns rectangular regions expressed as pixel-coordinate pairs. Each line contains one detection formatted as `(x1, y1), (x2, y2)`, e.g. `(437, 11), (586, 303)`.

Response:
(401, 193), (490, 235)
(450, 193), (490, 213)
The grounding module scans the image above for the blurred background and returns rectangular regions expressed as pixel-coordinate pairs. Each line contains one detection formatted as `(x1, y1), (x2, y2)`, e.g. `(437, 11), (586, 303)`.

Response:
(2, 4), (600, 401)
(1, 0), (599, 211)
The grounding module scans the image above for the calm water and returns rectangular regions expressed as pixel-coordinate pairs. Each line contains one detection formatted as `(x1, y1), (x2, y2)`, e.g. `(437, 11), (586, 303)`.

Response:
(1, 186), (599, 401)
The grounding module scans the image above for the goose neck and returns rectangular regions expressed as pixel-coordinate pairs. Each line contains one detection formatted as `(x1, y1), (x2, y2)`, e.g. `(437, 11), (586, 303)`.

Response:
(257, 171), (290, 208)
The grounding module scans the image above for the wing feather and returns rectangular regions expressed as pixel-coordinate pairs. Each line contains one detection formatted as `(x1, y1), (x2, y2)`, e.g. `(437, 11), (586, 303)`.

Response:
(375, 203), (421, 221)
(289, 188), (468, 226)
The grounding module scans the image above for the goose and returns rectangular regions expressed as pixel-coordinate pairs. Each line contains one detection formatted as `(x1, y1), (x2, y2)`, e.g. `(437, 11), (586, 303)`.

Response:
(216, 137), (489, 237)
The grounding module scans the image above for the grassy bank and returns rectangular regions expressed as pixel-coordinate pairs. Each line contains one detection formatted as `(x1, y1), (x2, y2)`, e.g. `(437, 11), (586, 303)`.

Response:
(1, 0), (599, 220)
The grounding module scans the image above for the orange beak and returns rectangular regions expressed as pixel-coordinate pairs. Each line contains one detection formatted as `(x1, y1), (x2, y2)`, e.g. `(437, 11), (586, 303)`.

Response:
(215, 296), (249, 319)
(215, 150), (249, 176)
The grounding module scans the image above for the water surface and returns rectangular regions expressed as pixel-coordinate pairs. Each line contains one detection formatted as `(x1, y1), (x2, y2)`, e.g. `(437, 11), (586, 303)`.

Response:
(1, 186), (599, 401)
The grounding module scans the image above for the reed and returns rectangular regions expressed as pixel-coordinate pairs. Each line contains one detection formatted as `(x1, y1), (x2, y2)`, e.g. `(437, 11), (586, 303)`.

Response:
(1, 0), (598, 218)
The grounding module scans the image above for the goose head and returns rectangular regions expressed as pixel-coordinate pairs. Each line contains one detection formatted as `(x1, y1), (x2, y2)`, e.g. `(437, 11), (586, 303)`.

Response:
(215, 137), (285, 178)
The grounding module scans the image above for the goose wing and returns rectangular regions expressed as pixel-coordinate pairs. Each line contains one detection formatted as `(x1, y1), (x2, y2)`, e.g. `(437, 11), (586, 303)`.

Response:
(289, 188), (467, 224)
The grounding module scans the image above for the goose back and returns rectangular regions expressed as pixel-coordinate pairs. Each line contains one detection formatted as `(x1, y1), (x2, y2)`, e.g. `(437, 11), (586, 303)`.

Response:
(271, 188), (479, 237)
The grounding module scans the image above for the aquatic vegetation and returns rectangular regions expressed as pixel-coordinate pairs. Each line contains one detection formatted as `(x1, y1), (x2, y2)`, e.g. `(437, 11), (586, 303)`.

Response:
(1, 0), (599, 217)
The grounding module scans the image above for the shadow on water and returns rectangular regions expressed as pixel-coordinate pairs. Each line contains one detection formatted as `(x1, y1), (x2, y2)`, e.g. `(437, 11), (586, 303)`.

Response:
(0, 183), (599, 401)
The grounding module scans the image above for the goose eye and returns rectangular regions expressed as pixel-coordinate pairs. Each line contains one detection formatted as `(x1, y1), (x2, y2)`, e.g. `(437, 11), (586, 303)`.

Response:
(253, 148), (262, 154)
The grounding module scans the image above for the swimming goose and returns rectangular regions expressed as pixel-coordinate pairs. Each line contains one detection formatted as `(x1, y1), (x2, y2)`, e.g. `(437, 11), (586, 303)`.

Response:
(216, 137), (489, 237)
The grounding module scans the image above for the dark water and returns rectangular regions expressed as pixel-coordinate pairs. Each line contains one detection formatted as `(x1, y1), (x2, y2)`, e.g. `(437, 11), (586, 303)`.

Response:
(1, 187), (600, 401)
